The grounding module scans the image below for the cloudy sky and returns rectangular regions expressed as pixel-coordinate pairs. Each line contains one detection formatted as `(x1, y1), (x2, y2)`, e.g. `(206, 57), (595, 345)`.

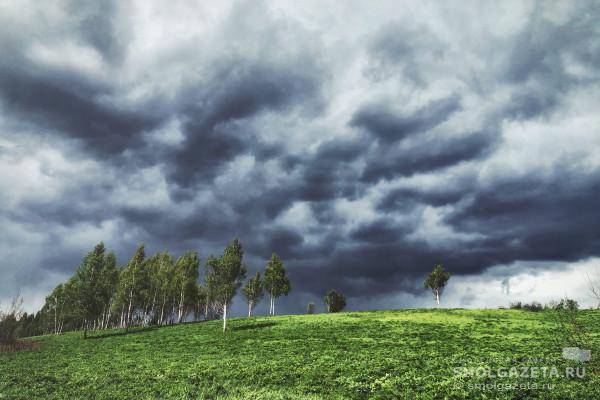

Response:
(1, 0), (600, 314)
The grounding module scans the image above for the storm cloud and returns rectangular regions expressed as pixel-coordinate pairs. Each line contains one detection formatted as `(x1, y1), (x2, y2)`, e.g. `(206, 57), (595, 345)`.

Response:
(1, 0), (600, 313)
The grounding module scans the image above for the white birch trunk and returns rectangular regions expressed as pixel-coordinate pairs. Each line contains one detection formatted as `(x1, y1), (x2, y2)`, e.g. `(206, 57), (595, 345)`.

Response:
(223, 303), (228, 333)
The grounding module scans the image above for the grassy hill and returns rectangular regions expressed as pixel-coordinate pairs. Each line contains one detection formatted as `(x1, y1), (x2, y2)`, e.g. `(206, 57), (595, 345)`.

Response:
(1, 309), (598, 399)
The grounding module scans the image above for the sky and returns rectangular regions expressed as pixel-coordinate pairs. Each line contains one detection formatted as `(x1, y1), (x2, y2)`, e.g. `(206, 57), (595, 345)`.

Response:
(1, 0), (600, 314)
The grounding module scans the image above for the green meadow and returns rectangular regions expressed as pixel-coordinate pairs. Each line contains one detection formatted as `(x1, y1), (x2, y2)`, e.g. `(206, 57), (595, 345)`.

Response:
(1, 309), (598, 399)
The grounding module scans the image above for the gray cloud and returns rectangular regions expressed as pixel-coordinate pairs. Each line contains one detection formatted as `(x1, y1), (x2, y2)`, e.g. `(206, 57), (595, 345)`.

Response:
(1, 1), (600, 313)
(351, 95), (461, 143)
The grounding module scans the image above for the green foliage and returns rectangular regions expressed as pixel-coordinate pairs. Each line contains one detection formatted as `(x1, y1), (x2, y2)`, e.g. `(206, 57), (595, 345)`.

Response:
(73, 243), (117, 336)
(324, 290), (346, 313)
(2, 309), (599, 399)
(205, 239), (247, 306)
(14, 238), (288, 338)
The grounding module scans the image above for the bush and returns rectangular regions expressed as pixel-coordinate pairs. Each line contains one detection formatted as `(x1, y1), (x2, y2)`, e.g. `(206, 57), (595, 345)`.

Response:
(307, 302), (315, 314)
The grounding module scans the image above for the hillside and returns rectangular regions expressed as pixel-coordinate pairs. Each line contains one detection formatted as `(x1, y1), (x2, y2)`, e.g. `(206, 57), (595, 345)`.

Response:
(1, 309), (598, 399)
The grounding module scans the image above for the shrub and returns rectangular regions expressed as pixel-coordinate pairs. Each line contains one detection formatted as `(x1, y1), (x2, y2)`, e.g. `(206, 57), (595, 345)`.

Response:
(307, 302), (315, 314)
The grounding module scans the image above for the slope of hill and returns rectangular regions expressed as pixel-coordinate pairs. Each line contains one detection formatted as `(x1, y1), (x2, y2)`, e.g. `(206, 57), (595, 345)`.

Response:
(1, 309), (598, 399)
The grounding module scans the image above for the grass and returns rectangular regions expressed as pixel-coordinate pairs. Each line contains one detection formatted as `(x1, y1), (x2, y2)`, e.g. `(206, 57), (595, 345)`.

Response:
(0, 309), (599, 399)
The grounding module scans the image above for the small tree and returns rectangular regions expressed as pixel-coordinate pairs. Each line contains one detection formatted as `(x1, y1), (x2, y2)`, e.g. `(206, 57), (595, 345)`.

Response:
(324, 290), (346, 313)
(205, 238), (247, 333)
(263, 253), (291, 316)
(0, 295), (24, 344)
(242, 272), (264, 317)
(424, 264), (450, 306)
(554, 298), (579, 311)
(307, 302), (315, 314)
(588, 267), (600, 307)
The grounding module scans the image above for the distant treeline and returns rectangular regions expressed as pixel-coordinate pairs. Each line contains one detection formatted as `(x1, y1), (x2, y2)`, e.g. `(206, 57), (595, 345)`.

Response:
(5, 238), (291, 339)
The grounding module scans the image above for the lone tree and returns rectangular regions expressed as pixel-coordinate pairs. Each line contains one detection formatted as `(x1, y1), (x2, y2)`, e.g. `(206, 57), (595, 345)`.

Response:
(242, 271), (264, 317)
(324, 290), (346, 313)
(588, 267), (600, 307)
(205, 238), (247, 333)
(424, 264), (451, 306)
(263, 253), (291, 316)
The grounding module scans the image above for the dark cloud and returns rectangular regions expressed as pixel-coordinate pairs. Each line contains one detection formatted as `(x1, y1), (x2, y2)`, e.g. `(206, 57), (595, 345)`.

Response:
(378, 186), (467, 212)
(350, 95), (461, 143)
(167, 60), (323, 187)
(361, 130), (498, 182)
(350, 219), (410, 244)
(0, 66), (161, 156)
(446, 170), (600, 265)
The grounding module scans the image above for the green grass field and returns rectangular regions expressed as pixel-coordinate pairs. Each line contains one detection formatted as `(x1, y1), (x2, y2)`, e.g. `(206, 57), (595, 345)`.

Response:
(1, 309), (598, 399)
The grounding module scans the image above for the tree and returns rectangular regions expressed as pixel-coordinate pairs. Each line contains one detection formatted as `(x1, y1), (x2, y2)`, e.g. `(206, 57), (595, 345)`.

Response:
(154, 252), (176, 325)
(0, 294), (24, 344)
(193, 283), (208, 321)
(174, 252), (200, 323)
(423, 264), (451, 306)
(587, 267), (600, 307)
(117, 245), (146, 331)
(263, 253), (291, 316)
(242, 271), (264, 317)
(205, 238), (247, 332)
(74, 243), (111, 338)
(324, 290), (346, 313)
(98, 252), (118, 330)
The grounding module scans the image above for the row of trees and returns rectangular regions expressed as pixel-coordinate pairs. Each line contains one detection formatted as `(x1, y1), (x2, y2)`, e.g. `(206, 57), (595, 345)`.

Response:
(29, 239), (291, 337)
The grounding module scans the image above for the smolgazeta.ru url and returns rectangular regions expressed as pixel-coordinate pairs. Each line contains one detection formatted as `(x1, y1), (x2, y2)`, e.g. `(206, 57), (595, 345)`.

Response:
(454, 366), (586, 379)
(457, 382), (555, 392)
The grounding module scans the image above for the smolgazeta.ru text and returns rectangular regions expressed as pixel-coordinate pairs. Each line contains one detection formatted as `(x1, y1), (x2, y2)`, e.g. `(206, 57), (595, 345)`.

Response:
(453, 366), (586, 379)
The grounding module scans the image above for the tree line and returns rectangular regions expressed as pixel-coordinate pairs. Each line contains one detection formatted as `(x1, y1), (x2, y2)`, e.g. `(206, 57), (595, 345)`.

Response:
(2, 247), (456, 343)
(14, 238), (291, 338)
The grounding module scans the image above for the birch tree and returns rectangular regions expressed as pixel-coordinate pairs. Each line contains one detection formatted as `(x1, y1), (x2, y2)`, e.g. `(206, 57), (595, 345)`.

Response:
(263, 253), (291, 316)
(242, 271), (264, 317)
(74, 243), (109, 338)
(424, 264), (451, 306)
(324, 290), (346, 313)
(205, 238), (246, 333)
(174, 252), (200, 323)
